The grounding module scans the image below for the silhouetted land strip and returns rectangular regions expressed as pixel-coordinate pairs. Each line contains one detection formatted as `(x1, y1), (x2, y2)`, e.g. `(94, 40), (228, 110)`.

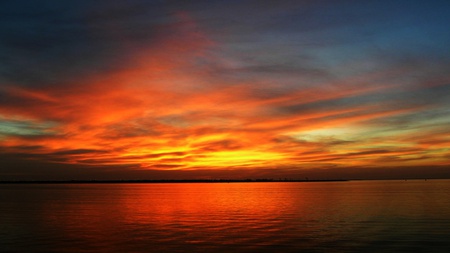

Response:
(0, 179), (348, 184)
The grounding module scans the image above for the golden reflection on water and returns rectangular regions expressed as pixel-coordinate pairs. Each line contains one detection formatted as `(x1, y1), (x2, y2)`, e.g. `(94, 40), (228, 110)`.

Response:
(2, 181), (450, 252)
(120, 183), (298, 222)
(117, 183), (306, 249)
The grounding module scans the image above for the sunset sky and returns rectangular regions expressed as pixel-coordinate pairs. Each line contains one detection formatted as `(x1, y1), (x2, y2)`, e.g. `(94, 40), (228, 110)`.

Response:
(1, 0), (450, 180)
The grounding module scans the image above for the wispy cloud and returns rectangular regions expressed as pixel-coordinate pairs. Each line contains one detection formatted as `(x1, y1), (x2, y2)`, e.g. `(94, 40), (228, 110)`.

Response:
(1, 0), (450, 179)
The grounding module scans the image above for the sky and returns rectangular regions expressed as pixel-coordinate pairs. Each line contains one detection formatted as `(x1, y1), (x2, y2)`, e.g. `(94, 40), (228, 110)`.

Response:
(1, 0), (450, 180)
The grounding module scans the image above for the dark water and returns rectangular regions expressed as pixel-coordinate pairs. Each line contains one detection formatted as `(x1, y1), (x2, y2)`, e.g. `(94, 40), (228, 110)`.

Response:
(1, 180), (450, 252)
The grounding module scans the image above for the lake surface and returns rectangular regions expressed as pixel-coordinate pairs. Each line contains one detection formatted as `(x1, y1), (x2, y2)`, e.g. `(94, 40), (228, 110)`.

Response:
(1, 180), (450, 252)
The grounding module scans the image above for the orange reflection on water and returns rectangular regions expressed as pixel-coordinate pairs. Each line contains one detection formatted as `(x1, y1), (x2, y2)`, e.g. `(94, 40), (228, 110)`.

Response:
(120, 183), (301, 223)
(5, 181), (450, 252)
(116, 183), (309, 248)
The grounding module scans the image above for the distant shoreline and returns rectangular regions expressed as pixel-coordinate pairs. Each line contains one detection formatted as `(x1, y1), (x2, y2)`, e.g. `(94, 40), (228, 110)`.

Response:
(0, 179), (349, 184)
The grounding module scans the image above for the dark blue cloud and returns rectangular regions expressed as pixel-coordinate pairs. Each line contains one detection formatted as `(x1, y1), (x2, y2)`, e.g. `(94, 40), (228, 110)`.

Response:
(0, 0), (170, 88)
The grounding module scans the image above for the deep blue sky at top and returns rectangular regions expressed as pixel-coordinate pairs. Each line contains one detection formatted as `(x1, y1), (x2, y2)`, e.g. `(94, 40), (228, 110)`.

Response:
(1, 0), (449, 89)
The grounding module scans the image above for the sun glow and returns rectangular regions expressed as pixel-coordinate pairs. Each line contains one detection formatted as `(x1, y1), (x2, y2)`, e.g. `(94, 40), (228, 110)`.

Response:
(1, 2), (450, 179)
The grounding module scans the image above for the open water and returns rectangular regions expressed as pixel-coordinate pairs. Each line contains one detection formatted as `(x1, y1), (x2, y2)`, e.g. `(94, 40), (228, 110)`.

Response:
(1, 180), (450, 252)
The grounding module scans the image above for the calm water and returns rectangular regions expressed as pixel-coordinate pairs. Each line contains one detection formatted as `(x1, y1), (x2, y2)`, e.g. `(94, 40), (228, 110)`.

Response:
(1, 180), (450, 252)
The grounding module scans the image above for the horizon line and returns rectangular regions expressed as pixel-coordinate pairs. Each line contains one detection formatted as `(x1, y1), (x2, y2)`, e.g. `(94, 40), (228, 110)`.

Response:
(1, 178), (442, 184)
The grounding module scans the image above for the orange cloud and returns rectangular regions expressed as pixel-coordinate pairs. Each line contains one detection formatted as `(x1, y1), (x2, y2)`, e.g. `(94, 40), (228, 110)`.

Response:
(1, 12), (450, 177)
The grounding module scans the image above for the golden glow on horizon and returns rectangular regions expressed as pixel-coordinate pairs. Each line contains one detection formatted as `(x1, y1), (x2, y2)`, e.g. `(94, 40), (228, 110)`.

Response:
(1, 12), (450, 175)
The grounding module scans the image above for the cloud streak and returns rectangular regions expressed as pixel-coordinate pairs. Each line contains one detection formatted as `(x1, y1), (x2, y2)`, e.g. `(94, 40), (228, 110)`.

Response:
(1, 0), (450, 179)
